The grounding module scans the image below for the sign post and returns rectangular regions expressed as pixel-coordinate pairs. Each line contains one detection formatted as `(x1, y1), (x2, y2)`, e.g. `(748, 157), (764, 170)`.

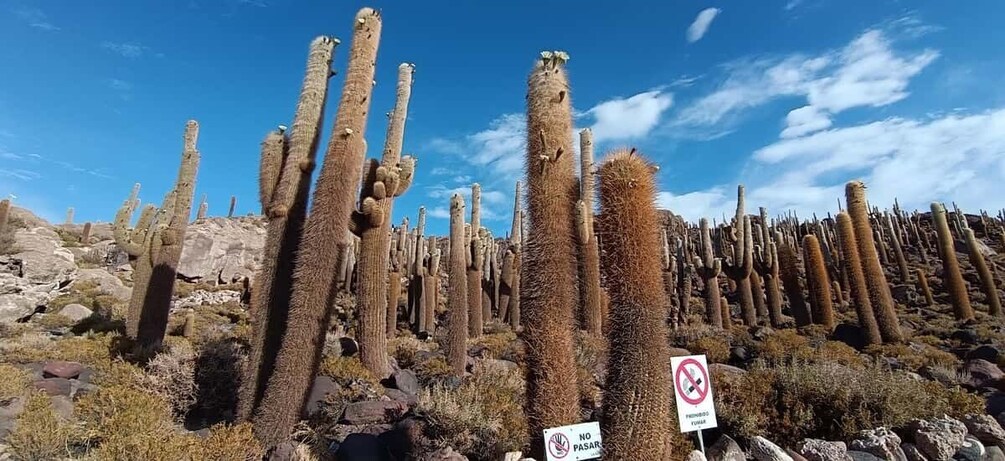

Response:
(671, 354), (718, 455)
(542, 421), (602, 461)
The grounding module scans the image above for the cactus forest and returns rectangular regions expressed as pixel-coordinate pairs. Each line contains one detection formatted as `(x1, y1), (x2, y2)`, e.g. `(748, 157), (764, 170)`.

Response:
(3, 5), (1005, 461)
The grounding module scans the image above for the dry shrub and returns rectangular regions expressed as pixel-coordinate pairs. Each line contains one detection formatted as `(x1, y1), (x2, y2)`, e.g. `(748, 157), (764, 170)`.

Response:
(388, 335), (434, 369)
(33, 313), (76, 330)
(191, 423), (264, 461)
(865, 342), (960, 371)
(191, 338), (245, 423)
(687, 335), (730, 364)
(413, 355), (455, 385)
(77, 381), (194, 460)
(7, 391), (83, 460)
(0, 363), (31, 404)
(142, 341), (197, 418)
(417, 366), (527, 460)
(757, 330), (865, 368)
(714, 361), (983, 441)
(468, 329), (518, 359)
(320, 356), (380, 388)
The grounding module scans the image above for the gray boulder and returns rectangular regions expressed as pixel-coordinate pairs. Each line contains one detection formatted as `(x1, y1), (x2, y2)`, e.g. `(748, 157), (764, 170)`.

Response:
(799, 439), (851, 461)
(911, 416), (967, 461)
(57, 303), (92, 322)
(708, 435), (745, 461)
(961, 413), (1005, 445)
(177, 217), (265, 284)
(3, 227), (76, 285)
(74, 268), (131, 300)
(750, 436), (793, 461)
(952, 436), (984, 461)
(851, 427), (907, 461)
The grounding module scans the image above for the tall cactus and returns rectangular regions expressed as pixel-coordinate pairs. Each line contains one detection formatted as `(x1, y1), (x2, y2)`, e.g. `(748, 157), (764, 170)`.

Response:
(722, 186), (756, 325)
(65, 207), (74, 225)
(81, 222), (92, 245)
(836, 213), (882, 345)
(596, 149), (672, 459)
(196, 195), (208, 220)
(508, 182), (523, 329)
(423, 237), (440, 333)
(676, 239), (694, 325)
(239, 36), (334, 422)
(127, 120), (201, 350)
(694, 218), (722, 328)
(932, 202), (974, 320)
(753, 207), (783, 327)
(578, 129), (603, 335)
(846, 181), (902, 342)
(410, 207), (426, 331)
(803, 234), (834, 329)
(252, 9), (382, 448)
(467, 183), (483, 337)
(916, 267), (935, 307)
(228, 195), (237, 218)
(447, 194), (468, 375)
(521, 51), (579, 451)
(355, 63), (416, 376)
(777, 235), (811, 327)
(0, 199), (10, 235)
(964, 228), (1001, 316)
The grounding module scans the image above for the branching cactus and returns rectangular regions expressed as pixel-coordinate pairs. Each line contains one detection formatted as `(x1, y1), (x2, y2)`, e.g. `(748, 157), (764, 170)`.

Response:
(239, 36), (334, 423)
(578, 129), (603, 335)
(354, 62), (416, 376)
(521, 50), (579, 452)
(694, 218), (723, 328)
(467, 183), (483, 337)
(596, 149), (673, 459)
(447, 194), (468, 375)
(846, 181), (902, 342)
(964, 228), (1000, 316)
(252, 9), (383, 449)
(722, 186), (756, 325)
(803, 234), (835, 329)
(126, 120), (200, 350)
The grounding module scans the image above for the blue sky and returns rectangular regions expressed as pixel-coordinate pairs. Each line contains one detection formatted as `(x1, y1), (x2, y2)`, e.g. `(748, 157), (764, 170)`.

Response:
(2, 1), (1004, 235)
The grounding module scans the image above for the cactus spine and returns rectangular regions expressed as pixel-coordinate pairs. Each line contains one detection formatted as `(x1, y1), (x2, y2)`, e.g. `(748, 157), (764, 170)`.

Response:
(596, 150), (672, 459)
(836, 213), (882, 345)
(932, 202), (974, 321)
(252, 9), (382, 448)
(846, 181), (902, 342)
(467, 183), (483, 337)
(522, 51), (579, 450)
(240, 37), (333, 423)
(694, 218), (722, 328)
(355, 63), (416, 376)
(802, 234), (834, 329)
(964, 228), (1000, 316)
(578, 128), (603, 335)
(447, 194), (468, 375)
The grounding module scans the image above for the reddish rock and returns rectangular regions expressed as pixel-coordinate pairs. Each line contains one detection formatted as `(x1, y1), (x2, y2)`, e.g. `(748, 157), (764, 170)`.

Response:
(42, 361), (84, 379)
(33, 378), (71, 396)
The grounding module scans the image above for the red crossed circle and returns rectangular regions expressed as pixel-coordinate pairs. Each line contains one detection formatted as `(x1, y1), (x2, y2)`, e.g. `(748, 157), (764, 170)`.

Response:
(547, 432), (570, 459)
(675, 358), (710, 405)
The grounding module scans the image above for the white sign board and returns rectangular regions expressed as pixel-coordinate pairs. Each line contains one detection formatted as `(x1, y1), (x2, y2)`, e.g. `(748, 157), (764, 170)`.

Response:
(671, 354), (718, 433)
(542, 421), (602, 461)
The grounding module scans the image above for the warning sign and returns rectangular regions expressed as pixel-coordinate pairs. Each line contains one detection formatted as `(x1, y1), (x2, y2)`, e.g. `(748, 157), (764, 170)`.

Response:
(671, 354), (718, 433)
(542, 421), (602, 461)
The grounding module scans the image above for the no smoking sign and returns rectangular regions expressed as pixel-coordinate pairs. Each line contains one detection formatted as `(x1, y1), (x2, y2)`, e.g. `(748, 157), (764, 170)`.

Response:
(671, 354), (718, 433)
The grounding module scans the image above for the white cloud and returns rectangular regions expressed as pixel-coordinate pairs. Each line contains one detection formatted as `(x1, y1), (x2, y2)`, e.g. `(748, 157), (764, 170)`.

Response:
(781, 105), (832, 138)
(784, 0), (803, 10)
(585, 91), (673, 143)
(674, 28), (937, 138)
(686, 8), (721, 43)
(101, 41), (148, 58)
(107, 79), (133, 92)
(16, 8), (59, 31)
(0, 169), (41, 181)
(663, 109), (1005, 220)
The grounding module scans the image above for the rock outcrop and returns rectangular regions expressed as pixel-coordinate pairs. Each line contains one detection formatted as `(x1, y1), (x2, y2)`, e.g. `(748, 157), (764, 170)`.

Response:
(177, 217), (266, 284)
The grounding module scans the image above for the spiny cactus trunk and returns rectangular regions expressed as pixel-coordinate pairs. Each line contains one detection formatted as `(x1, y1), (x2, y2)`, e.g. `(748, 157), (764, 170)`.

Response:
(964, 228), (1000, 316)
(410, 208), (426, 331)
(252, 9), (382, 449)
(447, 194), (468, 375)
(196, 196), (207, 220)
(521, 53), (580, 452)
(750, 270), (766, 321)
(846, 182), (902, 342)
(695, 218), (722, 328)
(498, 249), (515, 322)
(932, 202), (974, 321)
(467, 184), (483, 337)
(424, 236), (439, 334)
(228, 196), (236, 218)
(355, 63), (415, 376)
(802, 234), (834, 329)
(0, 199), (9, 235)
(723, 186), (756, 325)
(916, 267), (935, 307)
(596, 150), (673, 459)
(387, 271), (401, 336)
(240, 36), (334, 423)
(578, 129), (603, 335)
(81, 222), (92, 245)
(128, 121), (200, 351)
(777, 238), (811, 327)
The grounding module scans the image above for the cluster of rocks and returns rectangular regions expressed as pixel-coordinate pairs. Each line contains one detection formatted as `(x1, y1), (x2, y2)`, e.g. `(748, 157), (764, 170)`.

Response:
(0, 361), (95, 441)
(0, 227), (78, 322)
(172, 289), (243, 309)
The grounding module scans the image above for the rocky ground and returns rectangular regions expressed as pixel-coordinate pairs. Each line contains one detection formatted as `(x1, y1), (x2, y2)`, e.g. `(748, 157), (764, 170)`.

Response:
(1, 205), (1005, 460)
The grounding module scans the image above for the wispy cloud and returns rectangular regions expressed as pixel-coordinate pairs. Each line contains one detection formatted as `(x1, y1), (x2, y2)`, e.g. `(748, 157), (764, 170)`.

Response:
(0, 169), (41, 181)
(672, 27), (937, 138)
(584, 90), (673, 143)
(101, 41), (149, 58)
(686, 8), (721, 43)
(16, 8), (59, 31)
